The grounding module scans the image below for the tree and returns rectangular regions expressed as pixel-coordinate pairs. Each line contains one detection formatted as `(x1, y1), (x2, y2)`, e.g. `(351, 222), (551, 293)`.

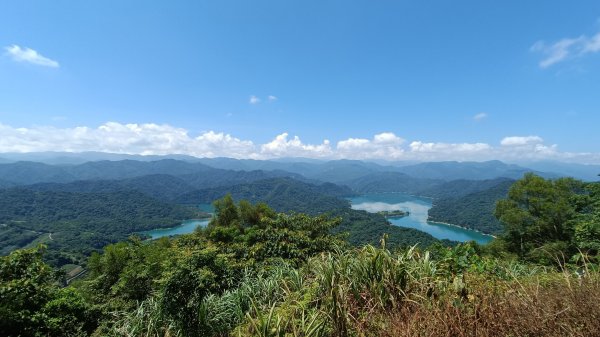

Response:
(494, 173), (586, 264)
(209, 193), (240, 228)
(0, 245), (95, 336)
(573, 182), (600, 263)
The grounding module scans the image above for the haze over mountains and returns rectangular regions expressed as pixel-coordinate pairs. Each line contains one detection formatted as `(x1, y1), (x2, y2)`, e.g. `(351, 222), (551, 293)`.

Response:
(1, 151), (598, 182)
(1, 152), (598, 267)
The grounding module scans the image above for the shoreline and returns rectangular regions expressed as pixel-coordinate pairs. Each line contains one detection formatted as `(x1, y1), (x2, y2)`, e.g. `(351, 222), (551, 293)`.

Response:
(348, 191), (435, 200)
(349, 192), (497, 241)
(427, 219), (497, 239)
(140, 218), (211, 235)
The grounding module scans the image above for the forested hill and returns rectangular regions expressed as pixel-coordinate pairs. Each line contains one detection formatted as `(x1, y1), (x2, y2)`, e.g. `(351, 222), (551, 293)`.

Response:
(1, 174), (443, 266)
(427, 179), (515, 234)
(393, 160), (550, 180)
(22, 174), (197, 202)
(342, 172), (442, 194)
(0, 159), (305, 186)
(0, 179), (15, 189)
(417, 177), (515, 199)
(0, 188), (201, 265)
(177, 177), (441, 248)
(4, 175), (600, 337)
(176, 177), (354, 214)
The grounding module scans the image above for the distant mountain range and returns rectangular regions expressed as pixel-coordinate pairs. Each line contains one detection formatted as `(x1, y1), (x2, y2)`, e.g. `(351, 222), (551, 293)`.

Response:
(0, 159), (305, 186)
(1, 153), (592, 187)
(2, 153), (598, 263)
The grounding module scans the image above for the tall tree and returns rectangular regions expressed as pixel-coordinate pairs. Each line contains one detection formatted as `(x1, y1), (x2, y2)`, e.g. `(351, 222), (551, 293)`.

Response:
(494, 173), (585, 264)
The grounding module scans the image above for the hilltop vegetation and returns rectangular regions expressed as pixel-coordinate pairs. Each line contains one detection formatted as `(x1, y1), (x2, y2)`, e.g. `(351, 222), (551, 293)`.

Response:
(428, 179), (514, 234)
(417, 177), (515, 199)
(494, 173), (600, 265)
(179, 178), (441, 248)
(3, 176), (600, 337)
(0, 189), (202, 266)
(1, 173), (444, 267)
(342, 172), (441, 193)
(175, 177), (354, 213)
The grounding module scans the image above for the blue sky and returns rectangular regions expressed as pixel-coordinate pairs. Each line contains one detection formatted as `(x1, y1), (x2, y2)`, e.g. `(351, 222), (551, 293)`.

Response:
(1, 1), (600, 162)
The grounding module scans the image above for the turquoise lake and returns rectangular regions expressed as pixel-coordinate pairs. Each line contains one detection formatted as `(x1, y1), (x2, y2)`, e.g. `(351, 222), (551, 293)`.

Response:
(140, 197), (493, 244)
(349, 193), (493, 244)
(141, 204), (213, 239)
(141, 219), (210, 239)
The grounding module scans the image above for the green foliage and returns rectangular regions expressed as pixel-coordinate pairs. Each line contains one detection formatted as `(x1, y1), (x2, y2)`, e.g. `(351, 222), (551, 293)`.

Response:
(494, 173), (599, 265)
(160, 247), (235, 334)
(344, 172), (441, 193)
(428, 179), (514, 234)
(330, 208), (444, 249)
(573, 182), (600, 263)
(177, 177), (353, 215)
(0, 246), (95, 336)
(87, 237), (174, 304)
(193, 179), (444, 250)
(0, 189), (199, 266)
(209, 193), (241, 228)
(235, 242), (546, 337)
(80, 197), (345, 335)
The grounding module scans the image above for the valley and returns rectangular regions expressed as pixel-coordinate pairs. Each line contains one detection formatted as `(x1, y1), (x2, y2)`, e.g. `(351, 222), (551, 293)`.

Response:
(0, 156), (572, 265)
(350, 193), (493, 244)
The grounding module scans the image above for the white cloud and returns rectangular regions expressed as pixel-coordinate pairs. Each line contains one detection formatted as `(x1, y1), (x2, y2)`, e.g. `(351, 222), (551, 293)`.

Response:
(249, 95), (261, 104)
(4, 45), (59, 68)
(500, 136), (543, 146)
(337, 132), (405, 159)
(531, 31), (600, 68)
(261, 133), (332, 158)
(496, 136), (560, 161)
(410, 141), (491, 153)
(0, 122), (256, 158)
(0, 122), (598, 164)
(473, 112), (487, 121)
(406, 141), (491, 161)
(268, 95), (278, 102)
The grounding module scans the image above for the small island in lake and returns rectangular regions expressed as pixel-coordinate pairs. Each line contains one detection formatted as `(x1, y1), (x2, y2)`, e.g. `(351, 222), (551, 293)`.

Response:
(377, 210), (409, 218)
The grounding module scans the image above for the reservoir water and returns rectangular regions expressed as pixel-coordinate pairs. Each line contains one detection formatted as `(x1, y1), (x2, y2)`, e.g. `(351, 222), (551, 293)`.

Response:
(349, 193), (493, 244)
(140, 197), (493, 244)
(141, 219), (210, 239)
(141, 203), (213, 239)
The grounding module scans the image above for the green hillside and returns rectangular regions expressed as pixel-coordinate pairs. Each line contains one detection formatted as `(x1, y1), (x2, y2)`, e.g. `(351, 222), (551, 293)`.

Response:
(0, 189), (201, 265)
(4, 176), (599, 337)
(427, 180), (514, 234)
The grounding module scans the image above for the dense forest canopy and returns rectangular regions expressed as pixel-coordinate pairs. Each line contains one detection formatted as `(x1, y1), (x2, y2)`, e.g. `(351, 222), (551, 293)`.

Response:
(0, 189), (202, 266)
(494, 173), (600, 265)
(1, 174), (446, 268)
(1, 156), (600, 336)
(2, 178), (599, 337)
(428, 179), (515, 234)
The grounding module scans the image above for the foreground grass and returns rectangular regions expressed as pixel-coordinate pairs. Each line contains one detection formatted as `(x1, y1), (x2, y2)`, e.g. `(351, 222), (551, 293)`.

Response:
(108, 244), (600, 337)
(386, 275), (600, 337)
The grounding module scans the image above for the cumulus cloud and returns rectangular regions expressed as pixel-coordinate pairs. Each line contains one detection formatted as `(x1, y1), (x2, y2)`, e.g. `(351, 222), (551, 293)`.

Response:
(337, 132), (405, 159)
(531, 31), (600, 68)
(497, 136), (559, 161)
(4, 45), (59, 68)
(0, 122), (256, 158)
(0, 122), (598, 164)
(406, 141), (491, 161)
(268, 95), (278, 102)
(249, 95), (261, 104)
(410, 141), (491, 153)
(500, 136), (543, 146)
(261, 133), (332, 158)
(473, 112), (487, 121)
